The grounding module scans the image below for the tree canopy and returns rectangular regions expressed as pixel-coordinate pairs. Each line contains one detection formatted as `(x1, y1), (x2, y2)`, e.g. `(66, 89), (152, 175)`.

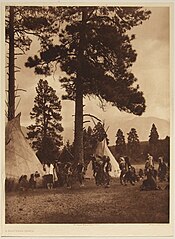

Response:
(115, 129), (126, 155)
(27, 79), (63, 162)
(25, 6), (151, 163)
(26, 7), (151, 115)
(127, 128), (140, 159)
(5, 6), (61, 120)
(148, 123), (159, 160)
(5, 6), (61, 53)
(149, 123), (159, 144)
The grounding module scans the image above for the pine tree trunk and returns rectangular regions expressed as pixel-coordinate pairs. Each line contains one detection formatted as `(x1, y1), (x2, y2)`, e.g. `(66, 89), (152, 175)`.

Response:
(8, 6), (15, 121)
(74, 8), (87, 164)
(74, 80), (84, 163)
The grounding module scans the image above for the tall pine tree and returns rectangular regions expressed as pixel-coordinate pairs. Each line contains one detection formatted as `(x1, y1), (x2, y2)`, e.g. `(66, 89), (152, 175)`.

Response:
(93, 122), (108, 142)
(115, 129), (126, 156)
(25, 7), (151, 163)
(27, 79), (63, 163)
(5, 6), (61, 120)
(127, 128), (140, 160)
(149, 123), (159, 160)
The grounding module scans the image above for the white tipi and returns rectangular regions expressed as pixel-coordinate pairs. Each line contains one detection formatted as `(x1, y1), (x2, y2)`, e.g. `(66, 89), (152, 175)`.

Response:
(85, 139), (120, 178)
(5, 113), (44, 182)
(85, 161), (94, 179)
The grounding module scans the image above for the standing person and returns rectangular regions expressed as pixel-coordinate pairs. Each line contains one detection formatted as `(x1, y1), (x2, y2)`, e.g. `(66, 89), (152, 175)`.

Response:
(54, 161), (65, 187)
(77, 162), (85, 187)
(92, 156), (99, 185)
(119, 156), (125, 169)
(91, 155), (96, 176)
(43, 163), (54, 189)
(98, 157), (105, 186)
(54, 161), (61, 186)
(144, 158), (150, 175)
(43, 163), (49, 188)
(49, 163), (54, 189)
(93, 155), (104, 186)
(104, 156), (112, 188)
(158, 156), (167, 182)
(64, 162), (72, 189)
(144, 153), (153, 176)
(52, 162), (58, 187)
(119, 156), (126, 185)
(147, 153), (154, 167)
(124, 156), (131, 172)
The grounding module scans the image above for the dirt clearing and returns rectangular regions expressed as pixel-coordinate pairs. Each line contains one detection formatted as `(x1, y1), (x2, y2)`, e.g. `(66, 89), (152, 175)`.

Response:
(5, 179), (169, 224)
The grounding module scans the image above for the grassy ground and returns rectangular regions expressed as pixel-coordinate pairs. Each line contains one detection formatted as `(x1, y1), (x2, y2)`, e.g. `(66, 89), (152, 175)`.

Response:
(5, 178), (169, 224)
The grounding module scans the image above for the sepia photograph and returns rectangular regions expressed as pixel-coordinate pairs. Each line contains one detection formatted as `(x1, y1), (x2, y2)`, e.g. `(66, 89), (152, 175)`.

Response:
(1, 1), (173, 237)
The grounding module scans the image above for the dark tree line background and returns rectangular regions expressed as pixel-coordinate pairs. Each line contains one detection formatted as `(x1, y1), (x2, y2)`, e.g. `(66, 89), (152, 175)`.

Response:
(115, 124), (170, 164)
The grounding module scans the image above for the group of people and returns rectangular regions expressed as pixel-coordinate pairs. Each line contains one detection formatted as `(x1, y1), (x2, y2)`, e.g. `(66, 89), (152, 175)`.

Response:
(18, 163), (57, 191)
(118, 156), (138, 186)
(44, 156), (112, 189)
(17, 153), (168, 191)
(43, 161), (86, 189)
(118, 153), (168, 191)
(43, 155), (113, 189)
(91, 155), (112, 187)
(140, 154), (168, 191)
(18, 171), (41, 191)
(54, 161), (85, 189)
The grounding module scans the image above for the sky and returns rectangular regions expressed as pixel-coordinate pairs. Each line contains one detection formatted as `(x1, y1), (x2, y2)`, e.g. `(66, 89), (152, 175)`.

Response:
(5, 6), (170, 145)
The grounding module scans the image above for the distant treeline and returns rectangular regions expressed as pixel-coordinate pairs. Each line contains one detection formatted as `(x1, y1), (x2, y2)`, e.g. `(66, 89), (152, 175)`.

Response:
(110, 136), (170, 165)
